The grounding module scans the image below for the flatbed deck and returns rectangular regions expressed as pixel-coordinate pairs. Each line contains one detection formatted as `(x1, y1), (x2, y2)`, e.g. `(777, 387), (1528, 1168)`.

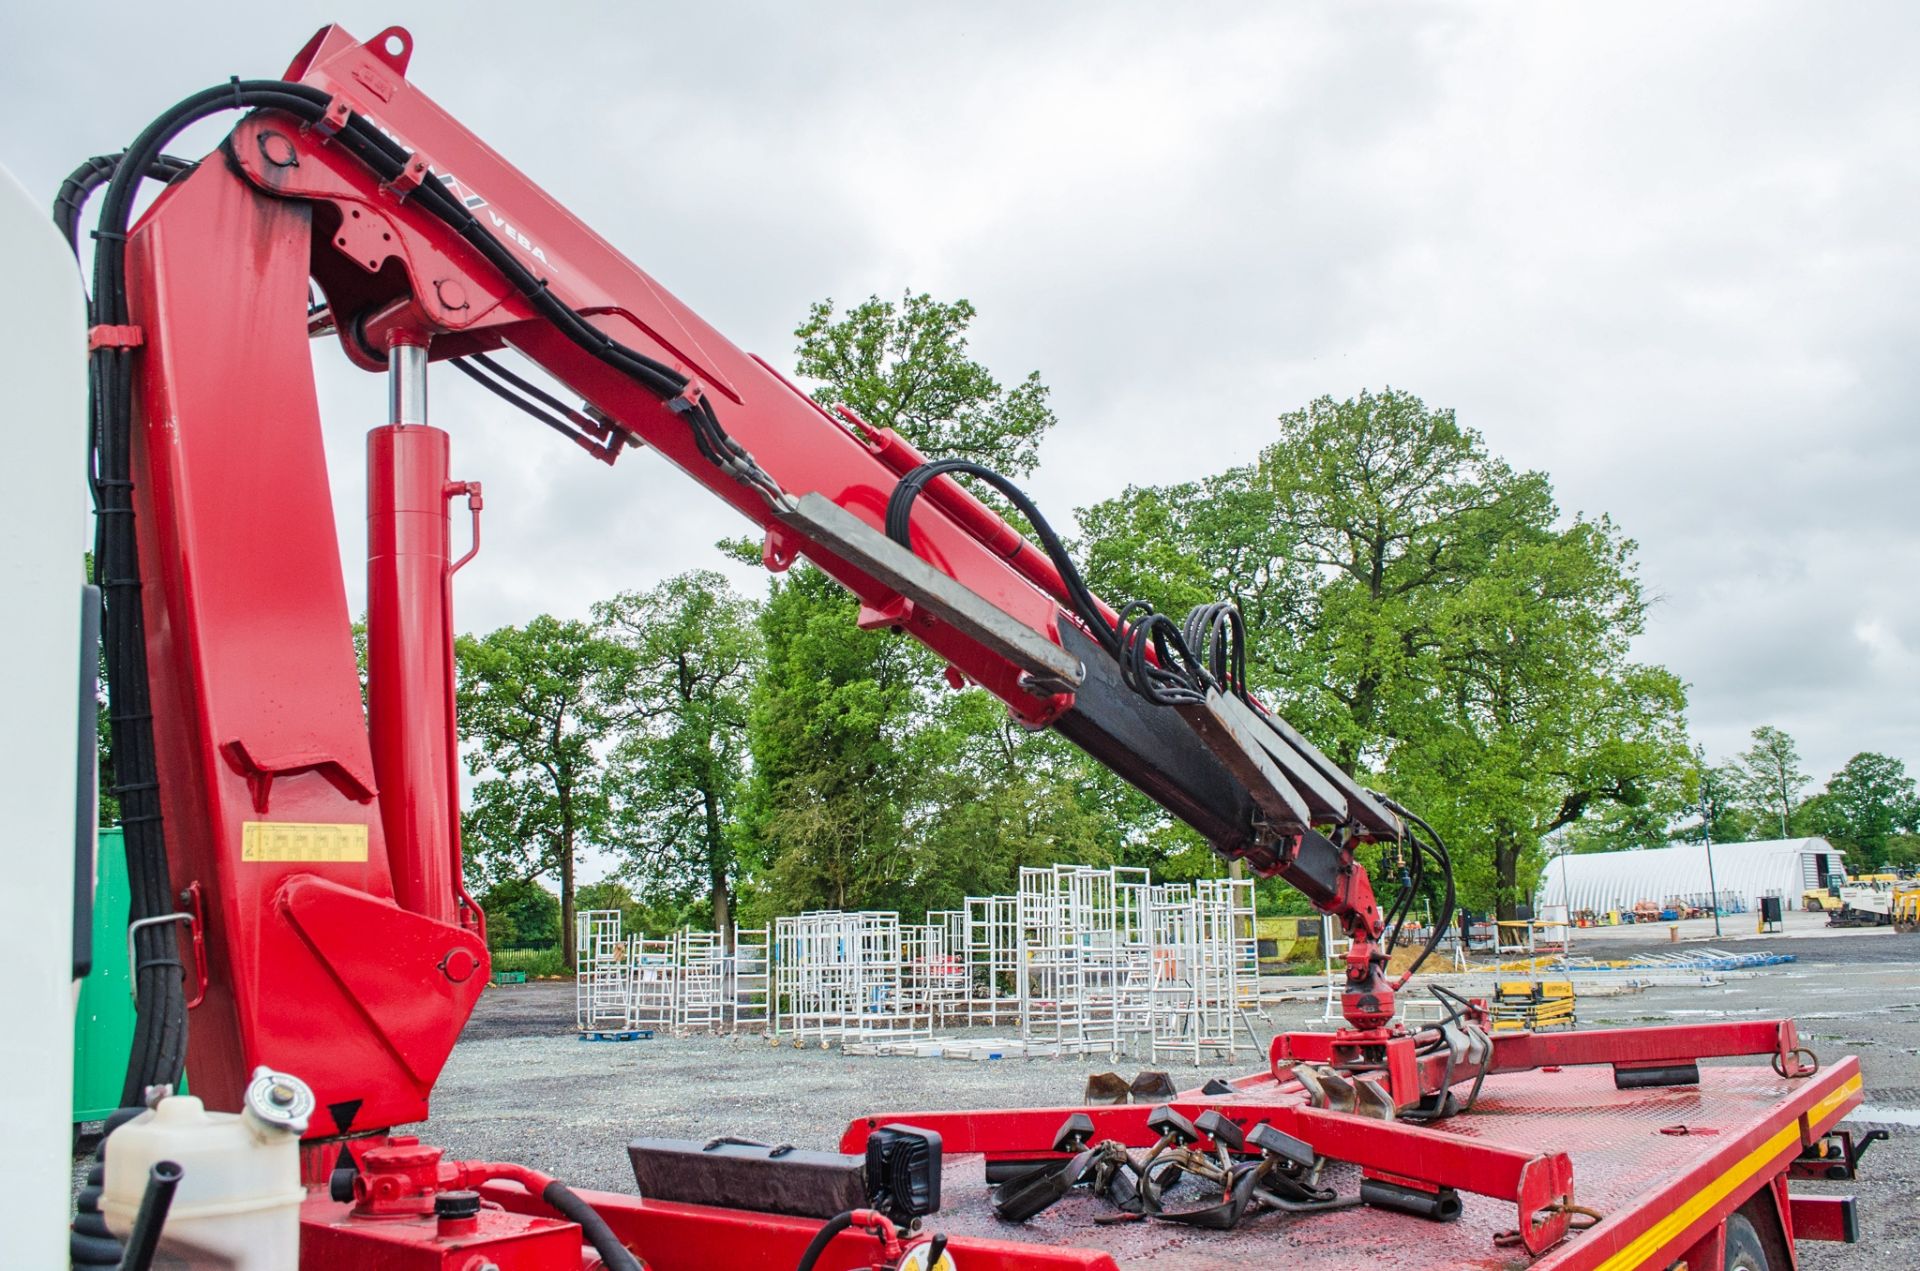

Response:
(479, 1040), (1863, 1270)
(909, 1061), (1861, 1270)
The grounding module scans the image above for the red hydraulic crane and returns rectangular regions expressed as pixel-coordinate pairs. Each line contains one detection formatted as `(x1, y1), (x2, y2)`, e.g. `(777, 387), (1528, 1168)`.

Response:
(60, 22), (1874, 1271)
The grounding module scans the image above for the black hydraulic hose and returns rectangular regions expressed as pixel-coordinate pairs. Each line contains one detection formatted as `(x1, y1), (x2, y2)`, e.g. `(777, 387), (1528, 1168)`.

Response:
(1182, 601), (1247, 701)
(71, 1106), (149, 1266)
(1383, 830), (1425, 955)
(81, 79), (338, 1110)
(68, 1160), (121, 1267)
(54, 153), (192, 256)
(118, 1160), (184, 1271)
(449, 357), (606, 453)
(884, 458), (1118, 655)
(794, 1210), (857, 1271)
(540, 1180), (642, 1271)
(882, 458), (1221, 707)
(1388, 803), (1457, 983)
(468, 352), (603, 431)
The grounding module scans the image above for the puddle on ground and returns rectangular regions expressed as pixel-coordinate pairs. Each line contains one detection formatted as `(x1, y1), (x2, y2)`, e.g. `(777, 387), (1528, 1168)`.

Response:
(1850, 1106), (1920, 1127)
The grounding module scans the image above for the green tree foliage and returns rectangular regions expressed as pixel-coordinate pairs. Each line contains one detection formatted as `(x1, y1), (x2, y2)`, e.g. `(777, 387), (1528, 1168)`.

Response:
(739, 564), (927, 913)
(1079, 389), (1690, 918)
(597, 572), (760, 939)
(1671, 746), (1754, 845)
(351, 617), (370, 709)
(1566, 755), (1693, 854)
(476, 877), (560, 951)
(1799, 752), (1919, 868)
(571, 878), (698, 939)
(909, 694), (1115, 910)
(456, 615), (628, 965)
(1387, 514), (1690, 916)
(795, 292), (1055, 474)
(1733, 725), (1810, 838)
(1259, 390), (1555, 770)
(573, 879), (641, 929)
(739, 292), (1082, 917)
(1882, 834), (1920, 870)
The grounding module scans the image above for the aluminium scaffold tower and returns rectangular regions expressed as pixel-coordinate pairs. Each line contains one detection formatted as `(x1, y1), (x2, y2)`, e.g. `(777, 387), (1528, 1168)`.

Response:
(674, 929), (726, 1036)
(904, 912), (968, 1028)
(730, 925), (771, 1032)
(629, 936), (678, 1035)
(964, 894), (1021, 1027)
(575, 910), (630, 1032)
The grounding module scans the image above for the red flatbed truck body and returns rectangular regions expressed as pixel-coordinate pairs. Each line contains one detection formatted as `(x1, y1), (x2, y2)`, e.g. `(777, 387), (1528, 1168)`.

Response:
(455, 1038), (1862, 1270)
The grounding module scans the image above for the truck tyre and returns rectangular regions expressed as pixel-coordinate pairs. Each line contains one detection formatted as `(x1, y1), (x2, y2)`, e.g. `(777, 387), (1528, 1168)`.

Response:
(1805, 898), (1822, 911)
(1723, 1213), (1770, 1270)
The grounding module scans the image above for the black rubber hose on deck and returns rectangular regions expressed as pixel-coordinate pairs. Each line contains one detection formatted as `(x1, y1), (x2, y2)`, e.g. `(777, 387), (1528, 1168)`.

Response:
(540, 1180), (643, 1271)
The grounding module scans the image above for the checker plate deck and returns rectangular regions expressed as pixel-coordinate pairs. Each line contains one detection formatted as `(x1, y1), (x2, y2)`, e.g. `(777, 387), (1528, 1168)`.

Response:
(916, 1061), (1855, 1270)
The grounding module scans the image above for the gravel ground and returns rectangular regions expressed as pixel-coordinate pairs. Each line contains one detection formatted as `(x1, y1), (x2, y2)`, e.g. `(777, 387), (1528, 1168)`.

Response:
(406, 930), (1919, 1266)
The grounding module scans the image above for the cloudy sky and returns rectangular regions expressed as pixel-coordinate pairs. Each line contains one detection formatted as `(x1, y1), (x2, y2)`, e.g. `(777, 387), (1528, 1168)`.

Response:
(6, 2), (1915, 788)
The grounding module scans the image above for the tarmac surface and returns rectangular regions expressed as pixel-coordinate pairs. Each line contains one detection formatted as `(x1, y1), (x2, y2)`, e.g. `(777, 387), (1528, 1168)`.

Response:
(418, 927), (1919, 1268)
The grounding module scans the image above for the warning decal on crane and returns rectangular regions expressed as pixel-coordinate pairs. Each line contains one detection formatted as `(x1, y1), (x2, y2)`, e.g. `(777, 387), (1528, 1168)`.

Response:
(241, 821), (370, 863)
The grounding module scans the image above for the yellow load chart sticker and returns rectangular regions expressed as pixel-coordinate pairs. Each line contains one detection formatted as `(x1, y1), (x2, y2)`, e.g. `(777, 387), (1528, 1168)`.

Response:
(241, 821), (369, 863)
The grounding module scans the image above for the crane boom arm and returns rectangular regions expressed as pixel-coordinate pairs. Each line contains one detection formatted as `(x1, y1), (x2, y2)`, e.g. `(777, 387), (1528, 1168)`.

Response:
(94, 23), (1429, 1142)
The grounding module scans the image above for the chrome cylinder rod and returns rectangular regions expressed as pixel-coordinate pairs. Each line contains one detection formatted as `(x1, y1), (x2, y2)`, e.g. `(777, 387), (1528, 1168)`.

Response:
(388, 342), (429, 426)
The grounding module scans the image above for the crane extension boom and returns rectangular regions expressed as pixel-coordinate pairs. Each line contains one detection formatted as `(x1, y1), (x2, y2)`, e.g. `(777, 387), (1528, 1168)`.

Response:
(80, 23), (1447, 1148)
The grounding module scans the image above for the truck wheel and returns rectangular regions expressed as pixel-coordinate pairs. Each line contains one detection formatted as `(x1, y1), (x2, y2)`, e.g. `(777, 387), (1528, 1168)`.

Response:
(1723, 1213), (1770, 1270)
(1805, 898), (1822, 911)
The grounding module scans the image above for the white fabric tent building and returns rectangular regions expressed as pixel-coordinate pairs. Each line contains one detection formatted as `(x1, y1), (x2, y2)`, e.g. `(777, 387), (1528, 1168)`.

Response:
(1535, 838), (1844, 915)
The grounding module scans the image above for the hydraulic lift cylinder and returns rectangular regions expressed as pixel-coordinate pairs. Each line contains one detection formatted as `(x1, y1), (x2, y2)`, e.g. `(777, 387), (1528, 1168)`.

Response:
(367, 344), (461, 925)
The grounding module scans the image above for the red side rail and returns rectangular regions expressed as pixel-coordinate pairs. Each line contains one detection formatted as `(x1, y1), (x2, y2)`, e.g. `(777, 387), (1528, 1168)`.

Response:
(472, 1184), (1118, 1271)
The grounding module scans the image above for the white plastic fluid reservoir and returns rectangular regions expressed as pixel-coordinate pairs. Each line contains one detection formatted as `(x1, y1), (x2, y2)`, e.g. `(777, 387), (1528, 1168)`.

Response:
(103, 1067), (314, 1269)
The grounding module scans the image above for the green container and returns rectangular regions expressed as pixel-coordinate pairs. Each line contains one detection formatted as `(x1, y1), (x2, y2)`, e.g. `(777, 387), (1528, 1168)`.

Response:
(72, 828), (186, 1122)
(73, 827), (134, 1122)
